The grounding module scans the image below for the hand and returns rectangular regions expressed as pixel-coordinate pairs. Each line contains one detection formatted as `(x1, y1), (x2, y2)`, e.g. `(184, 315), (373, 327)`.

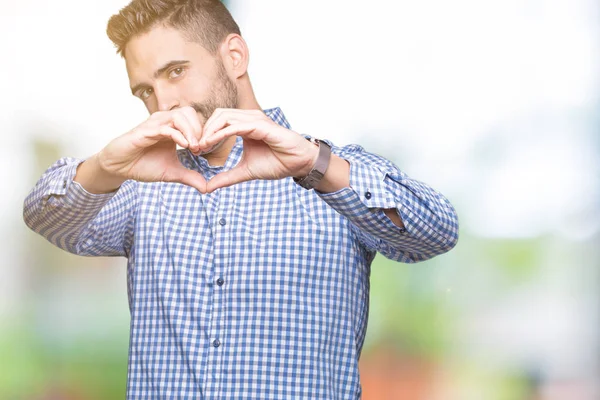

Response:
(198, 108), (319, 193)
(94, 106), (207, 193)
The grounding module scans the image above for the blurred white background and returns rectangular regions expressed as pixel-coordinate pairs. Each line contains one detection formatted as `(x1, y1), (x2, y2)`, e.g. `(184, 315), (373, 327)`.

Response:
(1, 0), (598, 398)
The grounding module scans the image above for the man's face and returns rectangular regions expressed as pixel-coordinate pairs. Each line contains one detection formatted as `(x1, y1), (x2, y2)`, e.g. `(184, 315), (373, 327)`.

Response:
(125, 25), (238, 122)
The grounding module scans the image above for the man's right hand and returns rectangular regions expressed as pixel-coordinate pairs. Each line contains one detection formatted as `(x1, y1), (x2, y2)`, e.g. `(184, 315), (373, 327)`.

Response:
(74, 107), (207, 194)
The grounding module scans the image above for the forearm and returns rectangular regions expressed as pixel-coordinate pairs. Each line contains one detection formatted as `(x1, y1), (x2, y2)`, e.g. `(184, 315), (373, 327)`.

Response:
(23, 158), (135, 256)
(24, 159), (115, 252)
(313, 143), (458, 263)
(74, 153), (126, 194)
(314, 154), (350, 193)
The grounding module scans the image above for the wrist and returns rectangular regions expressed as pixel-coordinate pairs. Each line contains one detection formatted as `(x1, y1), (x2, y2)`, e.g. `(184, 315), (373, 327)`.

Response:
(314, 154), (350, 193)
(74, 154), (125, 194)
(294, 139), (320, 179)
(293, 138), (331, 190)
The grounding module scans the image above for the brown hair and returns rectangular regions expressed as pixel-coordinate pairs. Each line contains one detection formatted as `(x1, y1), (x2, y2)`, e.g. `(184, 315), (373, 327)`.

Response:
(107, 0), (241, 57)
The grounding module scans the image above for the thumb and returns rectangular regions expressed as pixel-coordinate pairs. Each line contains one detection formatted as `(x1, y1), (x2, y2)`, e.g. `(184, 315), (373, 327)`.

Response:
(206, 167), (252, 193)
(169, 166), (208, 193)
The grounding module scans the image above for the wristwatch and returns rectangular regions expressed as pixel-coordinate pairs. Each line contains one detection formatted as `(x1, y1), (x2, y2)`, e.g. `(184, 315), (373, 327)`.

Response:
(293, 137), (332, 190)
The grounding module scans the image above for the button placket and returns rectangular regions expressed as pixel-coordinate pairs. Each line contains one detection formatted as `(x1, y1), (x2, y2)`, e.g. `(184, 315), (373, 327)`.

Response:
(202, 188), (227, 396)
(207, 186), (234, 397)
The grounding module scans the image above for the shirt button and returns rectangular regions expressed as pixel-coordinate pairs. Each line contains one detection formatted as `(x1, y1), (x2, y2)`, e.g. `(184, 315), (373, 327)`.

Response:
(63, 180), (67, 189)
(399, 228), (407, 234)
(216, 278), (224, 286)
(212, 339), (221, 348)
(364, 191), (372, 200)
(218, 218), (227, 226)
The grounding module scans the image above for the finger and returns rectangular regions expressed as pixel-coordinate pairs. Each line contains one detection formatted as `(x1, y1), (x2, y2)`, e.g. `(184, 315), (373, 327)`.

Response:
(198, 117), (245, 152)
(180, 107), (204, 150)
(203, 122), (264, 149)
(135, 125), (189, 149)
(159, 126), (189, 148)
(202, 108), (228, 138)
(171, 111), (197, 150)
(206, 166), (252, 193)
(166, 165), (208, 193)
(201, 108), (258, 145)
(171, 112), (198, 152)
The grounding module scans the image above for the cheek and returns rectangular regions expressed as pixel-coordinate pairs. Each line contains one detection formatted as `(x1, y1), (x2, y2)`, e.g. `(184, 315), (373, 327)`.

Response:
(145, 98), (159, 114)
(179, 74), (212, 102)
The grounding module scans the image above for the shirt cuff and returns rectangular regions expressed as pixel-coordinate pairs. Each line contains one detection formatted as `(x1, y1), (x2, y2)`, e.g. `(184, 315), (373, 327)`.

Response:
(45, 160), (117, 211)
(316, 161), (408, 233)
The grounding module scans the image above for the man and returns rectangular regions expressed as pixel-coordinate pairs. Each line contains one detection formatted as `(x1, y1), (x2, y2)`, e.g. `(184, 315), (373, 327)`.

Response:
(23, 0), (459, 398)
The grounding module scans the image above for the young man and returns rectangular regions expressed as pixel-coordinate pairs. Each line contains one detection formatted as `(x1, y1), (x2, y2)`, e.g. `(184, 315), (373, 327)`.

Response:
(24, 0), (459, 398)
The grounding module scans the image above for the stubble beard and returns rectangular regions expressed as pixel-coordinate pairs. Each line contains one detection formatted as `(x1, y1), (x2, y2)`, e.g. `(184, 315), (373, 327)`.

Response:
(190, 60), (239, 156)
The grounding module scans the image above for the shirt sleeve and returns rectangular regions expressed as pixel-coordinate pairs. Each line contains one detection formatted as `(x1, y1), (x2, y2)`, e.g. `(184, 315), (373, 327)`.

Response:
(316, 143), (459, 263)
(23, 157), (138, 257)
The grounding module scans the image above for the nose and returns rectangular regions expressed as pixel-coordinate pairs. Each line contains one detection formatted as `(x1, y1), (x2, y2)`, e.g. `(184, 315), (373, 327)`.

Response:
(154, 83), (180, 112)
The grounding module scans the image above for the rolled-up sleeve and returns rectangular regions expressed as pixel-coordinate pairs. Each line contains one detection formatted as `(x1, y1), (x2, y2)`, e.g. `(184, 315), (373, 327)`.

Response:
(23, 157), (137, 257)
(317, 143), (459, 263)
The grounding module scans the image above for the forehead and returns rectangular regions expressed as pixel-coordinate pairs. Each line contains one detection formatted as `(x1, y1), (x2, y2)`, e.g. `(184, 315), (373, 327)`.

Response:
(124, 25), (212, 81)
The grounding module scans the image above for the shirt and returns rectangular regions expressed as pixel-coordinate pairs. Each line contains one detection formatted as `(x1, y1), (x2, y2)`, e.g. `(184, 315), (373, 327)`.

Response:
(23, 107), (459, 399)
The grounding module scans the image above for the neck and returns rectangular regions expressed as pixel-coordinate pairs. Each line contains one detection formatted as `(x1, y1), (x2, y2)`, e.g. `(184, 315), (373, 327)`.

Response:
(203, 135), (238, 167)
(237, 79), (261, 110)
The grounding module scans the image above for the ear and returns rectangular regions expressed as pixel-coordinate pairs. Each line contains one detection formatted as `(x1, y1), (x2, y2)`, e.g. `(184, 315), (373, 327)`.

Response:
(219, 33), (249, 80)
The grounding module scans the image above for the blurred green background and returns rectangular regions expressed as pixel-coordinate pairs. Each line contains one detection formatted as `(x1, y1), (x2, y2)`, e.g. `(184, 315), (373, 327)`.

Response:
(2, 0), (599, 399)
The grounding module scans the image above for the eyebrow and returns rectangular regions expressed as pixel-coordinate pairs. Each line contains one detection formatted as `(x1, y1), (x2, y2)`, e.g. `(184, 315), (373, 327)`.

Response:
(130, 60), (190, 95)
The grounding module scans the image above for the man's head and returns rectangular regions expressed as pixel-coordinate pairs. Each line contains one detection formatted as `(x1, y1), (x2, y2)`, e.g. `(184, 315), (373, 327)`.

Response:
(107, 0), (248, 121)
(107, 0), (240, 59)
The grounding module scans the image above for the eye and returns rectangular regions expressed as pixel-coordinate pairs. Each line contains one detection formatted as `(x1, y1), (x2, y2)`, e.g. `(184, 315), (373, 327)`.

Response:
(169, 67), (185, 79)
(140, 87), (154, 100)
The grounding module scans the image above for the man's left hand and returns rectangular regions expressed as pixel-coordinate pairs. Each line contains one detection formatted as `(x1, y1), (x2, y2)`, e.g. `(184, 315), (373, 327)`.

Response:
(198, 108), (319, 193)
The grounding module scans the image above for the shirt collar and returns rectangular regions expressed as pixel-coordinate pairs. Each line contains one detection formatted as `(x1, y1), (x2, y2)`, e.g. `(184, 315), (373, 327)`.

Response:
(263, 107), (291, 129)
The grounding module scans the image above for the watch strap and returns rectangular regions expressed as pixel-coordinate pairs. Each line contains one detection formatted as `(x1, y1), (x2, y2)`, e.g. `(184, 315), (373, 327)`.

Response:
(293, 138), (332, 190)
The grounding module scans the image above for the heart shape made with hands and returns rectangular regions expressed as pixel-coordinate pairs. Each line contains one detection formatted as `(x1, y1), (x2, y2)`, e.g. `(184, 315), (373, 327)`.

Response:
(195, 108), (319, 193)
(95, 107), (318, 195)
